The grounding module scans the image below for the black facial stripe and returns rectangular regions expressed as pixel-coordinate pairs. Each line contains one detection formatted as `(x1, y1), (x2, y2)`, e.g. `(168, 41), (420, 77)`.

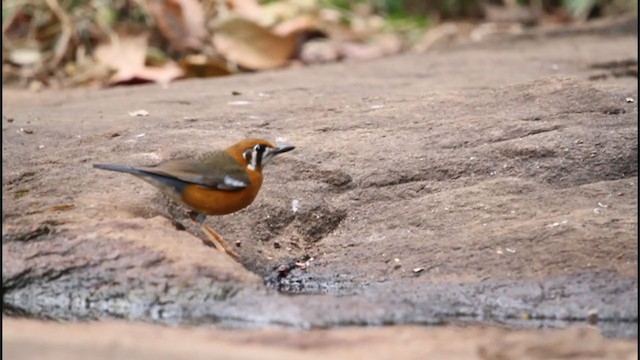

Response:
(255, 147), (264, 167)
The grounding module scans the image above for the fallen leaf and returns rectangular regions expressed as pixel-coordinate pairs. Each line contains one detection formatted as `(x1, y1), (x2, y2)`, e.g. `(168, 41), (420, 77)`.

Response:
(300, 39), (339, 64)
(273, 15), (318, 37)
(339, 34), (402, 61)
(469, 22), (523, 42)
(179, 54), (231, 78)
(227, 0), (263, 23)
(142, 0), (206, 51)
(94, 31), (148, 79)
(259, 0), (317, 27)
(8, 48), (42, 66)
(413, 23), (463, 52)
(125, 62), (185, 86)
(482, 3), (537, 25)
(213, 17), (296, 70)
(93, 30), (184, 86)
(3, 7), (32, 42)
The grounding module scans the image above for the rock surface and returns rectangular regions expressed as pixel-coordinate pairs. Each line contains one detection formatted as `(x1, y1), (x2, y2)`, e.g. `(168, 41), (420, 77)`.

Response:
(2, 17), (638, 354)
(2, 318), (637, 360)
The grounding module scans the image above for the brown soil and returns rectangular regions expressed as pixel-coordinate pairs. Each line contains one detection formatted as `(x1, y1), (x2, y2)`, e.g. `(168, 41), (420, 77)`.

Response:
(2, 17), (638, 356)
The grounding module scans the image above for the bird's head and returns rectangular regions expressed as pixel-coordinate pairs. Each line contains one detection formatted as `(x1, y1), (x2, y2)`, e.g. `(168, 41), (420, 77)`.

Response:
(227, 138), (295, 171)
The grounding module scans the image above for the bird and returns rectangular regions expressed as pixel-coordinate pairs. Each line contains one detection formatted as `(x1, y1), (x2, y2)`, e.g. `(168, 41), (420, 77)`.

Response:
(93, 138), (295, 260)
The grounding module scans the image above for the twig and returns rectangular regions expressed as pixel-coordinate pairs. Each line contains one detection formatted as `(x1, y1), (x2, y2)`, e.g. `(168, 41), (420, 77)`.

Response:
(44, 0), (74, 69)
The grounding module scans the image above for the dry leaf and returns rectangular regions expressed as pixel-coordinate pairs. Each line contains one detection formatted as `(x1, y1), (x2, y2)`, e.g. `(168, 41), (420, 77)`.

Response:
(2, 7), (31, 41)
(227, 0), (263, 23)
(142, 0), (206, 51)
(179, 54), (231, 78)
(413, 23), (463, 52)
(94, 31), (149, 80)
(213, 17), (296, 70)
(339, 34), (402, 61)
(260, 0), (317, 27)
(483, 3), (537, 25)
(9, 48), (42, 66)
(300, 38), (339, 64)
(93, 30), (184, 86)
(273, 15), (317, 36)
(126, 62), (185, 86)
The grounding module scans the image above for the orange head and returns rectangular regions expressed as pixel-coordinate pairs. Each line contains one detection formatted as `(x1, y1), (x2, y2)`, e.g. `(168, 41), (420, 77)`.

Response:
(225, 138), (295, 172)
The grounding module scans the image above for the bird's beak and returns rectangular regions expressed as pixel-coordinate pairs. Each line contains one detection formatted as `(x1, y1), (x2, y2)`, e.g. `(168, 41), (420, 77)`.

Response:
(273, 144), (295, 154)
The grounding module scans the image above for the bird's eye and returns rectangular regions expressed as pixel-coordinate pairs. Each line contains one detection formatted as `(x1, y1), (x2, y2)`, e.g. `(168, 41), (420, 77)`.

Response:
(243, 149), (252, 161)
(254, 144), (267, 153)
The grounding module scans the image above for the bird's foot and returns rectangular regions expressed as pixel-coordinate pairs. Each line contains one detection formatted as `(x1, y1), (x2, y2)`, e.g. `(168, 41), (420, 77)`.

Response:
(200, 223), (241, 261)
(190, 212), (241, 261)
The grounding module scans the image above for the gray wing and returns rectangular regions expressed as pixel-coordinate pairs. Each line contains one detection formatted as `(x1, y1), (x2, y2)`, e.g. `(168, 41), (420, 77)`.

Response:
(139, 151), (250, 190)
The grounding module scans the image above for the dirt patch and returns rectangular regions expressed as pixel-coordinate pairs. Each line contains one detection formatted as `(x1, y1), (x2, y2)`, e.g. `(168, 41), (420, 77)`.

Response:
(2, 17), (637, 346)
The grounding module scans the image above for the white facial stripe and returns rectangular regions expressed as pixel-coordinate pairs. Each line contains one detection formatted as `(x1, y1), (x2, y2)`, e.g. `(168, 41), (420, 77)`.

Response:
(245, 145), (276, 171)
(248, 149), (258, 170)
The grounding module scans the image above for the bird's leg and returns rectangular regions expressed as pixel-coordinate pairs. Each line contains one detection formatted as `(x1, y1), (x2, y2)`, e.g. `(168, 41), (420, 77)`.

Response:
(192, 213), (240, 260)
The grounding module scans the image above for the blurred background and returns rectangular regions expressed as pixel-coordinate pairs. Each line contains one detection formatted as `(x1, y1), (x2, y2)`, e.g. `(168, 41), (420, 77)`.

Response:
(2, 0), (637, 89)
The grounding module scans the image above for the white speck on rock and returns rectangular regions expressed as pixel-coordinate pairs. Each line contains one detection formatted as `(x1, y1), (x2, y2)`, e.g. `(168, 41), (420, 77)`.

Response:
(228, 100), (250, 106)
(128, 110), (149, 117)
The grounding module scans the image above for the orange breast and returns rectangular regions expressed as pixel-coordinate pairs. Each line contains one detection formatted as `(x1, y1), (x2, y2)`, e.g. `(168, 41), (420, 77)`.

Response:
(181, 169), (263, 215)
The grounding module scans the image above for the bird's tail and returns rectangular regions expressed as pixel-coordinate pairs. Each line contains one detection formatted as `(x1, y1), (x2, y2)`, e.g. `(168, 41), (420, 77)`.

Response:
(93, 163), (145, 176)
(93, 163), (187, 203)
